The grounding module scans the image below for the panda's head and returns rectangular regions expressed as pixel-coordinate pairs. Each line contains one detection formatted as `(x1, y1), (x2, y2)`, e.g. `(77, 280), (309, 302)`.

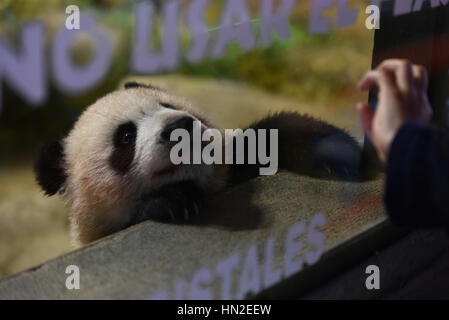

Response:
(35, 83), (217, 242)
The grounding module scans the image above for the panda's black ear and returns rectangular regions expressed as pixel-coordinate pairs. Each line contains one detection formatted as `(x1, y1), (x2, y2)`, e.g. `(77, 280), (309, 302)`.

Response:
(34, 141), (67, 196)
(124, 81), (162, 91)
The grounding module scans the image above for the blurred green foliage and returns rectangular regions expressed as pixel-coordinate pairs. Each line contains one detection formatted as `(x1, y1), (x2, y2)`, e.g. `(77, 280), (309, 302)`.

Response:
(0, 0), (373, 162)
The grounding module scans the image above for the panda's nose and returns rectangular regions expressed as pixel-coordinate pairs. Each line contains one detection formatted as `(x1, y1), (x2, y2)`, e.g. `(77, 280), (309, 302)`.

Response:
(160, 116), (195, 142)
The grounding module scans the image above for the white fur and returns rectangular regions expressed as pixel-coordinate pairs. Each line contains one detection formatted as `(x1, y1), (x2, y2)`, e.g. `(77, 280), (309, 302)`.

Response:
(61, 87), (222, 246)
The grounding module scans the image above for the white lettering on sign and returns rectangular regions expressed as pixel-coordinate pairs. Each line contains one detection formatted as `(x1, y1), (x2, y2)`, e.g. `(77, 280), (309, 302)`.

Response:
(1, 0), (446, 112)
(148, 212), (327, 299)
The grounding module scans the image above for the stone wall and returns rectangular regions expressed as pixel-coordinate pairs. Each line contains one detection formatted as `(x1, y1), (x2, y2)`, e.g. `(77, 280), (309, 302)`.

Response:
(0, 172), (388, 299)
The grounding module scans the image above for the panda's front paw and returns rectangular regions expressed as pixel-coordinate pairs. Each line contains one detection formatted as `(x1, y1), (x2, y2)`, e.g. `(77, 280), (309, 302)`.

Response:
(132, 181), (202, 225)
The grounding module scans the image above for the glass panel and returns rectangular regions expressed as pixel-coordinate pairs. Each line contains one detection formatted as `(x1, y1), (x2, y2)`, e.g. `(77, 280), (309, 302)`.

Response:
(0, 0), (447, 299)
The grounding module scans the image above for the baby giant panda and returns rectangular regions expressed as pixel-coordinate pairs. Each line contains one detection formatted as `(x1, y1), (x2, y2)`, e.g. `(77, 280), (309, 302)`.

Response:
(35, 82), (362, 247)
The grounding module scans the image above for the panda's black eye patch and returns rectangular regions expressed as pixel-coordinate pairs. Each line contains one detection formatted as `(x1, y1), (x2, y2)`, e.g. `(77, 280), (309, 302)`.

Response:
(110, 122), (137, 174)
(113, 122), (137, 147)
(160, 103), (177, 110)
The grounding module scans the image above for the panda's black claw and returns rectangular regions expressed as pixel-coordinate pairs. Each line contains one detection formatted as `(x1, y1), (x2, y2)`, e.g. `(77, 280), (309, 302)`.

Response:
(193, 202), (199, 216)
(132, 180), (202, 225)
(168, 208), (176, 221)
(183, 208), (189, 221)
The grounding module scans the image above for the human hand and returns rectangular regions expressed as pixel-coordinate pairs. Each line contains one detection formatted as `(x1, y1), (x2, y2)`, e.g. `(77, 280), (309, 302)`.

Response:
(357, 59), (433, 163)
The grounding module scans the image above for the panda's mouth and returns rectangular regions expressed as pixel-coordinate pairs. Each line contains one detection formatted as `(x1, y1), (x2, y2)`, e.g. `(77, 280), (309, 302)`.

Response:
(153, 146), (198, 179)
(153, 164), (182, 178)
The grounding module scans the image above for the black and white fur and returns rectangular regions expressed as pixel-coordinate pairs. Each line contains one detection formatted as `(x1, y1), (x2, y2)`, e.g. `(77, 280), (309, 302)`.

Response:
(35, 82), (361, 246)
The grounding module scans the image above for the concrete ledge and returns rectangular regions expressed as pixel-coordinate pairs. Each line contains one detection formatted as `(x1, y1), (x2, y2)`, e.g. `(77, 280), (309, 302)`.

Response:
(0, 172), (388, 299)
